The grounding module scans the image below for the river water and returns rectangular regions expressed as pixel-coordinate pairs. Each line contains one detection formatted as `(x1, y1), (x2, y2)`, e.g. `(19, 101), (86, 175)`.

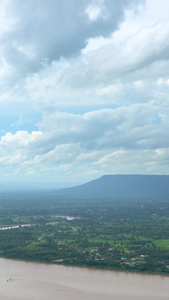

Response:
(0, 258), (169, 299)
(0, 216), (80, 231)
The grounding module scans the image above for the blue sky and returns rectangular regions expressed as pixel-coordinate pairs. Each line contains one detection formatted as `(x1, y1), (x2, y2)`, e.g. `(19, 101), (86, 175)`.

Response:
(0, 0), (169, 188)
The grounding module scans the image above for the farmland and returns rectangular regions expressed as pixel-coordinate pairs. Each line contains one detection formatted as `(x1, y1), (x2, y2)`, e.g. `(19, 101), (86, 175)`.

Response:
(0, 191), (169, 275)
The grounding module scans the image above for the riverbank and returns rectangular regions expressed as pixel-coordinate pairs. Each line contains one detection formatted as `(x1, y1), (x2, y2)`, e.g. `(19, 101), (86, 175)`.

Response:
(1, 255), (169, 278)
(0, 218), (169, 277)
(0, 257), (169, 300)
(0, 196), (169, 277)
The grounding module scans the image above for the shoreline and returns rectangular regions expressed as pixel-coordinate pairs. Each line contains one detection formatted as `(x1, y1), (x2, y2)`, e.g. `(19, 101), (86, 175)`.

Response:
(1, 256), (169, 300)
(1, 256), (169, 278)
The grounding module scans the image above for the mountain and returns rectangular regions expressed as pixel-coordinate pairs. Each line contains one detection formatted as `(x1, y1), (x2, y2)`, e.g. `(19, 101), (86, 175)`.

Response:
(56, 175), (169, 198)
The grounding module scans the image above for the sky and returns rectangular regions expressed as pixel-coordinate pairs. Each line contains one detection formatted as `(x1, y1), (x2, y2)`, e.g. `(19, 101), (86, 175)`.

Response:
(0, 0), (169, 188)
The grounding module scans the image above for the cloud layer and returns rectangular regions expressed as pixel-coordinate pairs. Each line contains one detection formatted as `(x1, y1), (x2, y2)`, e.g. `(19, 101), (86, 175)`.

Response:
(0, 0), (140, 75)
(0, 0), (169, 186)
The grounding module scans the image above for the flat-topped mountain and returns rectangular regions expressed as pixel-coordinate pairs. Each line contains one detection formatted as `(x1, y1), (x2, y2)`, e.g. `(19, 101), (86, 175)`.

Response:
(56, 175), (169, 198)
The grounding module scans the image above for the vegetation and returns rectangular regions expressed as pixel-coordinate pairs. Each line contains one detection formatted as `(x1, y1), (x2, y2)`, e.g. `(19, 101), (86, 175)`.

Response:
(0, 190), (169, 275)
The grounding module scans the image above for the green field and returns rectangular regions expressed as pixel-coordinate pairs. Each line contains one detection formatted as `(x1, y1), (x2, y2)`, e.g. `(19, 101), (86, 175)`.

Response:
(0, 191), (169, 275)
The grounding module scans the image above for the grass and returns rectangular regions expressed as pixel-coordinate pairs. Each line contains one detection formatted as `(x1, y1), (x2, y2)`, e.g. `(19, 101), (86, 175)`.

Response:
(88, 238), (117, 247)
(154, 239), (169, 250)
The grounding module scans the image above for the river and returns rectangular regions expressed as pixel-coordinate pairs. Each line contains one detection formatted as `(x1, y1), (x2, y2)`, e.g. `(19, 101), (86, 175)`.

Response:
(0, 258), (169, 299)
(0, 216), (80, 231)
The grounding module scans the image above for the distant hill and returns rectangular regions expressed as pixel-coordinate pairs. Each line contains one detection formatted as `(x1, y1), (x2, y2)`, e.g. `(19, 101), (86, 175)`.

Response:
(56, 175), (169, 199)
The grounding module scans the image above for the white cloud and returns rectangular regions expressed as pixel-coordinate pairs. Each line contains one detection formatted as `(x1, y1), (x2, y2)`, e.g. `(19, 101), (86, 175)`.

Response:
(0, 0), (141, 78)
(0, 0), (169, 184)
(0, 103), (168, 175)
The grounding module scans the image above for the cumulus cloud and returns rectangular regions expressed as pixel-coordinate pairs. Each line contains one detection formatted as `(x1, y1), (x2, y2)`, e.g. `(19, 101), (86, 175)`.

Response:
(0, 0), (141, 77)
(1, 0), (169, 110)
(38, 106), (169, 151)
(69, 20), (169, 86)
(13, 17), (167, 112)
(0, 0), (169, 184)
(0, 104), (168, 171)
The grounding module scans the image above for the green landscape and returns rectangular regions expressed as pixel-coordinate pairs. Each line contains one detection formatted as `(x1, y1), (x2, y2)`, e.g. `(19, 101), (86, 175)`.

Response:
(0, 188), (169, 275)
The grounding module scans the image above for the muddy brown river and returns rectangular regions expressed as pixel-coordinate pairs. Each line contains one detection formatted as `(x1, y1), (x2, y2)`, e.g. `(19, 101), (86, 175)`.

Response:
(0, 258), (169, 299)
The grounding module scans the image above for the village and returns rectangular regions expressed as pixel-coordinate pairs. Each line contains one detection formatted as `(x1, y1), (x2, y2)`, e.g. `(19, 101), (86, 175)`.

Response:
(0, 194), (169, 274)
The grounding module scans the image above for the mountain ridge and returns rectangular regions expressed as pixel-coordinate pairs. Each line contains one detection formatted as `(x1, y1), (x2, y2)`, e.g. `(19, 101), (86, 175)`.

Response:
(56, 174), (169, 198)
